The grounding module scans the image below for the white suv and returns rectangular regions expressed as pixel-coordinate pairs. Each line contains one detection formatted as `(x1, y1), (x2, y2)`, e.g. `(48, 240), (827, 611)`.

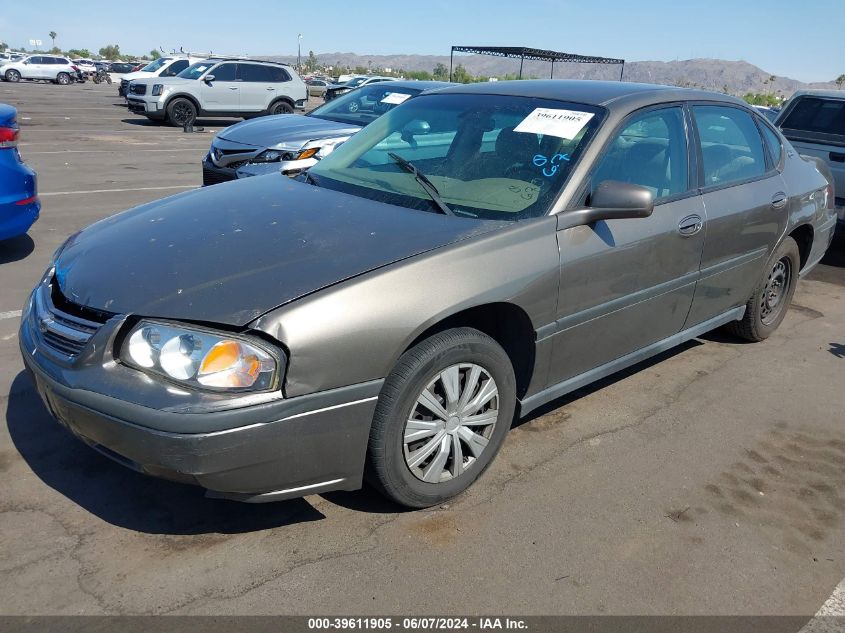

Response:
(1, 55), (79, 84)
(118, 56), (205, 96)
(126, 58), (308, 126)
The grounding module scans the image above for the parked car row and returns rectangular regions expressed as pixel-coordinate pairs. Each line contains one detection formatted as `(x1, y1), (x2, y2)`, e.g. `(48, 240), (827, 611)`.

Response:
(16, 79), (838, 511)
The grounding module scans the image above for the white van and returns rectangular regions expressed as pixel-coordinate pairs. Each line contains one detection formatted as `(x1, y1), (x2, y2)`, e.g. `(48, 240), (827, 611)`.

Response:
(118, 56), (205, 97)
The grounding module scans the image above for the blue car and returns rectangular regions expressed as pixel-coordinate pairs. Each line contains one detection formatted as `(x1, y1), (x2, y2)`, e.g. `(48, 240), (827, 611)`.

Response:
(0, 103), (39, 241)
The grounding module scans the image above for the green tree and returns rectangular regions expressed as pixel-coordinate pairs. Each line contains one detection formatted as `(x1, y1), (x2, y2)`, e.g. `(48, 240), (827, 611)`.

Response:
(99, 44), (121, 60)
(837, 74), (845, 90)
(50, 46), (62, 54)
(0, 42), (7, 52)
(433, 63), (448, 80)
(451, 64), (473, 83)
(149, 49), (161, 60)
(68, 48), (91, 58)
(306, 50), (317, 72)
(49, 31), (57, 48)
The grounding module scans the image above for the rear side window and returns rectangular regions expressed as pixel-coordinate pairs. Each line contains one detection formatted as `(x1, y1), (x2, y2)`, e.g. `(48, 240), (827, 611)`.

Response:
(592, 106), (689, 201)
(239, 64), (289, 82)
(693, 106), (767, 187)
(759, 122), (783, 166)
(780, 97), (845, 146)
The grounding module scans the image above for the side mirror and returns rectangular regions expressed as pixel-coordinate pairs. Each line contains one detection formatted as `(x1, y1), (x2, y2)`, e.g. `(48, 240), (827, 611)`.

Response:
(203, 74), (215, 84)
(557, 180), (654, 231)
(401, 119), (431, 145)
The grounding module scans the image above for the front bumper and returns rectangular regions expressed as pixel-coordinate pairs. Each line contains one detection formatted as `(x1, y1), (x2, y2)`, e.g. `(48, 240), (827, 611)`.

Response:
(126, 97), (165, 119)
(19, 284), (381, 502)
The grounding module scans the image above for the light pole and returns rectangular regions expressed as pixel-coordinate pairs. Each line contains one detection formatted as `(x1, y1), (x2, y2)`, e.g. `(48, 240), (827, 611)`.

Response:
(297, 34), (302, 73)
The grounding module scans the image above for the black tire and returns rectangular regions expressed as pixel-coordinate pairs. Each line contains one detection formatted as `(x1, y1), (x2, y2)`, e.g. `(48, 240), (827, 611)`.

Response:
(366, 327), (516, 508)
(56, 72), (71, 85)
(269, 100), (294, 115)
(166, 98), (197, 127)
(5, 69), (21, 83)
(725, 236), (800, 342)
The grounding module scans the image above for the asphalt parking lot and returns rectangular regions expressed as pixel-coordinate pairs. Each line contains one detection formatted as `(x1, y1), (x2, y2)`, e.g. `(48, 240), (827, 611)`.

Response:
(1, 80), (844, 618)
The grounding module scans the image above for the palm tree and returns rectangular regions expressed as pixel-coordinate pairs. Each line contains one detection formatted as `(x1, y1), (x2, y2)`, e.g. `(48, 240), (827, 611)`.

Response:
(837, 74), (845, 90)
(49, 31), (57, 49)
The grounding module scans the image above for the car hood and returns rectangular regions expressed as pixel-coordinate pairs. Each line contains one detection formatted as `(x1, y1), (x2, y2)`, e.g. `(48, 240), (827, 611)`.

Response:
(54, 176), (504, 326)
(217, 114), (361, 149)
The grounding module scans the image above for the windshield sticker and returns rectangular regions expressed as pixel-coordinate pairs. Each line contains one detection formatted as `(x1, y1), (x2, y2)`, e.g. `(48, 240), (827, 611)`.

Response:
(514, 108), (594, 139)
(380, 92), (412, 105)
(532, 152), (571, 177)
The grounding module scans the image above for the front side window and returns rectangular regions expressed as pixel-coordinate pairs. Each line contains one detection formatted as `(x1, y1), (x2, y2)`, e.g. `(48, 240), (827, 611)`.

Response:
(210, 63), (237, 82)
(693, 105), (767, 186)
(592, 107), (689, 201)
(308, 93), (604, 220)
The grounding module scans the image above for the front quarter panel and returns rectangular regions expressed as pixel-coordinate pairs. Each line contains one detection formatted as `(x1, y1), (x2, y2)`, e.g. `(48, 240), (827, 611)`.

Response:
(253, 216), (561, 397)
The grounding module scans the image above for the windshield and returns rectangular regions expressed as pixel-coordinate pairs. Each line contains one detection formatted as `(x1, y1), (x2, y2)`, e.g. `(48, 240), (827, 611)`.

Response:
(345, 77), (368, 88)
(308, 93), (603, 221)
(310, 84), (422, 126)
(177, 61), (214, 79)
(141, 57), (171, 72)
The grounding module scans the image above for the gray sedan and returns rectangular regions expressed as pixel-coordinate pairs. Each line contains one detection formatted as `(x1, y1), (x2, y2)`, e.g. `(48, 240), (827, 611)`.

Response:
(20, 81), (837, 508)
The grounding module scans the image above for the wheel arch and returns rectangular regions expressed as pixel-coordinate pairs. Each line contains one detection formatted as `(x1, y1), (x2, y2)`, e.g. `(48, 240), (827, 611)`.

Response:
(269, 96), (295, 111)
(401, 302), (537, 400)
(788, 223), (814, 271)
(163, 93), (201, 117)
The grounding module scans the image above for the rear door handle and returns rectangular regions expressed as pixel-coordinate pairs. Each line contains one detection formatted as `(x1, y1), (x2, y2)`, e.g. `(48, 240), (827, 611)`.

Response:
(830, 152), (845, 163)
(266, 87), (275, 91)
(678, 214), (703, 236)
(229, 86), (238, 90)
(771, 192), (788, 209)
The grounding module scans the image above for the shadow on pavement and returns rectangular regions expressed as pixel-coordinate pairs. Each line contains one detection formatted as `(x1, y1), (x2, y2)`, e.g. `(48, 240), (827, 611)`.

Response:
(5, 371), (325, 534)
(0, 234), (35, 265)
(120, 118), (235, 129)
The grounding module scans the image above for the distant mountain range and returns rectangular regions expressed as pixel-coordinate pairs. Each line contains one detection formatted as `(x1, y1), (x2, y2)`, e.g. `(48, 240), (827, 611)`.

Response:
(266, 52), (839, 97)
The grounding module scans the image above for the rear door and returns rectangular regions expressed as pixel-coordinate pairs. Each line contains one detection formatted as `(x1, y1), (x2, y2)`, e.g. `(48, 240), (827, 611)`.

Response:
(238, 63), (285, 111)
(200, 62), (239, 112)
(685, 104), (788, 326)
(777, 95), (845, 210)
(549, 105), (706, 384)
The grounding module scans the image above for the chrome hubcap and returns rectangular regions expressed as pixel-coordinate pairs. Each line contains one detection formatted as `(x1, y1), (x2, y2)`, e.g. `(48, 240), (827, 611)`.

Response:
(761, 257), (790, 325)
(403, 363), (499, 484)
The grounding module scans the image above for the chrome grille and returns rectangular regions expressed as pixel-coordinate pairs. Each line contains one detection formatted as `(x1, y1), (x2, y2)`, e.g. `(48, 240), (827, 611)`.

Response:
(33, 283), (106, 361)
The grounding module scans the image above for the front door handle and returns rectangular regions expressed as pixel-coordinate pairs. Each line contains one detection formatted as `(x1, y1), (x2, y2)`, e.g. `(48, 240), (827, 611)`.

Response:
(229, 86), (238, 90)
(771, 192), (788, 209)
(678, 214), (703, 237)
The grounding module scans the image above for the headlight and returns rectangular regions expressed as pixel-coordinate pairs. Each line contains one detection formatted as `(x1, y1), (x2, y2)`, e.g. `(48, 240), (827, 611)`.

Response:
(121, 320), (280, 392)
(151, 84), (167, 96)
(252, 149), (284, 163)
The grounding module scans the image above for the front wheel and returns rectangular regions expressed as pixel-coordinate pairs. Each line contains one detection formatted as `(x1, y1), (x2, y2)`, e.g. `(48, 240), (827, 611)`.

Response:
(56, 72), (71, 85)
(726, 236), (800, 341)
(166, 98), (197, 127)
(366, 328), (516, 508)
(5, 69), (21, 83)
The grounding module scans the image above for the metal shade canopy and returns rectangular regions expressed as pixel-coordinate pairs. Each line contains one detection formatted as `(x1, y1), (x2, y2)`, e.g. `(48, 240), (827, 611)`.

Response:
(449, 45), (625, 81)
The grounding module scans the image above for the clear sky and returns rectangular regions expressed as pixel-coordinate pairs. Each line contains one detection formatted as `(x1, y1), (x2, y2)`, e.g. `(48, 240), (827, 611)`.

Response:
(1, 0), (842, 82)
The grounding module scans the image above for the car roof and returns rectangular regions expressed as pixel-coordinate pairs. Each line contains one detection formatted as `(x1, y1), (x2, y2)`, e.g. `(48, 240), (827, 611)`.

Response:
(435, 80), (747, 109)
(787, 89), (845, 101)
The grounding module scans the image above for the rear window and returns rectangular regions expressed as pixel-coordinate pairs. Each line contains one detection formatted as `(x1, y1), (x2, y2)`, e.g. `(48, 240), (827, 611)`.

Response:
(780, 97), (845, 147)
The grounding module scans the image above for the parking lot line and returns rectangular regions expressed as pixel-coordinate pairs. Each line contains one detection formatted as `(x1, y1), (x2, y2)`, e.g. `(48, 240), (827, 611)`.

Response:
(41, 185), (197, 196)
(0, 310), (22, 321)
(25, 148), (209, 155)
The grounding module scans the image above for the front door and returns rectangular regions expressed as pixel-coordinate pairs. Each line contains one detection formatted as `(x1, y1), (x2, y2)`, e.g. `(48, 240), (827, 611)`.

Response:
(684, 104), (788, 326)
(200, 62), (239, 112)
(548, 105), (706, 385)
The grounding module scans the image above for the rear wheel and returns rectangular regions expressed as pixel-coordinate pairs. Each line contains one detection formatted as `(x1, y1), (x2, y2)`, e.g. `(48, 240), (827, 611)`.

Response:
(269, 100), (294, 115)
(5, 69), (21, 83)
(726, 236), (800, 341)
(166, 98), (197, 127)
(56, 72), (71, 85)
(366, 328), (516, 508)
